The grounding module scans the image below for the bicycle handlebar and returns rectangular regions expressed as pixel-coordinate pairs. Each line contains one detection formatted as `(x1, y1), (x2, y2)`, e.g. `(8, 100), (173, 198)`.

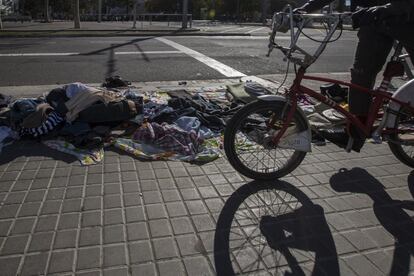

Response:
(268, 5), (352, 68)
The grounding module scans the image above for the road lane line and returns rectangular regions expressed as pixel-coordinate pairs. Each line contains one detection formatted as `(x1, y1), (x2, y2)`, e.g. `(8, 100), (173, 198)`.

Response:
(156, 37), (246, 78)
(0, 53), (80, 57)
(246, 27), (267, 34)
(115, 51), (182, 55)
(220, 26), (250, 33)
(0, 51), (184, 57)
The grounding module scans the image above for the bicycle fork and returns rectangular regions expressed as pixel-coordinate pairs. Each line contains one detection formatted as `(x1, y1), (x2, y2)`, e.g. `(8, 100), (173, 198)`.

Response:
(266, 95), (312, 152)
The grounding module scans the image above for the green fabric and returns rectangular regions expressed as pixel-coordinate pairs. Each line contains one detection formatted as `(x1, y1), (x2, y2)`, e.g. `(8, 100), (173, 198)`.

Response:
(226, 83), (255, 104)
(112, 138), (220, 164)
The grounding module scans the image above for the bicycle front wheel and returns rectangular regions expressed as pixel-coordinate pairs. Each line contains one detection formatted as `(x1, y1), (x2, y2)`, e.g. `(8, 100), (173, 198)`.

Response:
(224, 100), (309, 180)
(388, 107), (414, 167)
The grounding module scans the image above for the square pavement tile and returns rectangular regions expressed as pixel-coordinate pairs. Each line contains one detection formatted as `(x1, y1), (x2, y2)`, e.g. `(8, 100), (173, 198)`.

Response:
(152, 237), (179, 259)
(157, 259), (186, 276)
(21, 253), (48, 276)
(48, 250), (75, 274)
(0, 256), (21, 276)
(77, 247), (101, 270)
(129, 241), (153, 264)
(103, 244), (127, 267)
(149, 219), (172, 238)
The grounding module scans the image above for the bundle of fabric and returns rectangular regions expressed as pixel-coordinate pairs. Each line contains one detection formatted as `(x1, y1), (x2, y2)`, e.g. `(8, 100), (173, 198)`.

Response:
(226, 81), (272, 104)
(112, 137), (220, 163)
(161, 90), (240, 131)
(20, 111), (64, 138)
(133, 122), (203, 156)
(46, 82), (141, 124)
(7, 98), (64, 138)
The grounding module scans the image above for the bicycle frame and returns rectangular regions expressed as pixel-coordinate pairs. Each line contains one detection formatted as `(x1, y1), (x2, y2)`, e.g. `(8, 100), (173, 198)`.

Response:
(268, 8), (414, 149)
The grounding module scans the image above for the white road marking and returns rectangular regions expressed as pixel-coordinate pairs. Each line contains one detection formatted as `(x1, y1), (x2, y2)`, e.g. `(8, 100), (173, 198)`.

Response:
(115, 51), (182, 55)
(0, 52), (80, 56)
(0, 51), (184, 57)
(156, 37), (246, 78)
(246, 27), (267, 34)
(220, 26), (250, 33)
(90, 40), (133, 44)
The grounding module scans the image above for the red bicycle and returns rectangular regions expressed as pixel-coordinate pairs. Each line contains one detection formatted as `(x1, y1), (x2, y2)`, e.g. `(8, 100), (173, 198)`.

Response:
(224, 7), (414, 180)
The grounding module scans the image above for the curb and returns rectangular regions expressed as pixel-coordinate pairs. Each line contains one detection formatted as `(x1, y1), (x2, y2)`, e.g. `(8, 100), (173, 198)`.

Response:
(0, 31), (251, 38)
(0, 28), (201, 32)
(0, 76), (282, 97)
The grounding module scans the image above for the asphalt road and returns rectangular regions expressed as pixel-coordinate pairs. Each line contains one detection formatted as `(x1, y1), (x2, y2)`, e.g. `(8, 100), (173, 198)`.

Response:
(0, 28), (358, 86)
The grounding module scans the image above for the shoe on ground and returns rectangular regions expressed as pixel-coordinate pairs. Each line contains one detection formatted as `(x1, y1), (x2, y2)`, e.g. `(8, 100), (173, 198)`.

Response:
(311, 131), (326, 146)
(318, 127), (364, 152)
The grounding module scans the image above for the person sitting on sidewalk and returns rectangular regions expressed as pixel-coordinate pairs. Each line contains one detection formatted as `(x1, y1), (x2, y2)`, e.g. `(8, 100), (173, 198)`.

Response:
(295, 0), (414, 151)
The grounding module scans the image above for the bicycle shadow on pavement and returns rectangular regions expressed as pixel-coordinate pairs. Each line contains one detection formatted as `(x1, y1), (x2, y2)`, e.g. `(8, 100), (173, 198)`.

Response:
(214, 180), (339, 276)
(330, 168), (414, 276)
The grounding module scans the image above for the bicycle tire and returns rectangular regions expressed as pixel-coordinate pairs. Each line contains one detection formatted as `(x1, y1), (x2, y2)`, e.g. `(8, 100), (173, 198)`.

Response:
(388, 107), (414, 167)
(224, 100), (308, 180)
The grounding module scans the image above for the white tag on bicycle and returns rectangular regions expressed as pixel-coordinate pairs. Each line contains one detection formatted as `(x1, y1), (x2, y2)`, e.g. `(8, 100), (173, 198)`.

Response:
(278, 130), (311, 152)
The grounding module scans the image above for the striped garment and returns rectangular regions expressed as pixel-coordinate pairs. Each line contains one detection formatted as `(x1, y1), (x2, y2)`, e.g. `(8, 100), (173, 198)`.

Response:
(20, 111), (64, 137)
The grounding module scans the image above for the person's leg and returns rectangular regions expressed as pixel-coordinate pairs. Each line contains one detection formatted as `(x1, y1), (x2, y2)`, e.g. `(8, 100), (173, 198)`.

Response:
(319, 25), (394, 151)
(381, 20), (414, 65)
(349, 25), (394, 117)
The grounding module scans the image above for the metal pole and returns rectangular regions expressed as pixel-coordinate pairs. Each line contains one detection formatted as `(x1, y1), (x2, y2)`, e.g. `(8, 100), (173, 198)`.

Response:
(236, 0), (240, 23)
(45, 0), (50, 22)
(0, 3), (3, 30)
(98, 0), (102, 22)
(182, 0), (188, 29)
(132, 0), (137, 28)
(74, 0), (80, 29)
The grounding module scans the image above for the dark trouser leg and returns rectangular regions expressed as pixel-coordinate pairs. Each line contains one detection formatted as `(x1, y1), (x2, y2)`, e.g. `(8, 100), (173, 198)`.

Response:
(349, 25), (394, 116)
(380, 20), (414, 67)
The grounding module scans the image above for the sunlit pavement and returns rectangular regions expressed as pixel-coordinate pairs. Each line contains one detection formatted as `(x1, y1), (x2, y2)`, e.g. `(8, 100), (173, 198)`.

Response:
(0, 82), (413, 275)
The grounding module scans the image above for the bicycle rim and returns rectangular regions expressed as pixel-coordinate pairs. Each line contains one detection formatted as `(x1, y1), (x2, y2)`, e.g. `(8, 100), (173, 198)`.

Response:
(224, 101), (307, 179)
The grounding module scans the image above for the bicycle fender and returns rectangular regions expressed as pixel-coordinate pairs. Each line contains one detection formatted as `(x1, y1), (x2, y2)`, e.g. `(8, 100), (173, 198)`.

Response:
(258, 95), (312, 152)
(258, 95), (286, 102)
(385, 79), (414, 128)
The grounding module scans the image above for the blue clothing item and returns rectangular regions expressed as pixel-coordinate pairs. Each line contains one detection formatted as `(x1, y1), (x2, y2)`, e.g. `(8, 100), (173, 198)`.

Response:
(143, 102), (175, 121)
(20, 111), (64, 137)
(174, 116), (216, 139)
(11, 98), (45, 123)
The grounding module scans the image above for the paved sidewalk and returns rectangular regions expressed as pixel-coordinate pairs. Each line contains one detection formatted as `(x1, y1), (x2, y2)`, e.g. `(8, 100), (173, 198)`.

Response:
(0, 76), (414, 275)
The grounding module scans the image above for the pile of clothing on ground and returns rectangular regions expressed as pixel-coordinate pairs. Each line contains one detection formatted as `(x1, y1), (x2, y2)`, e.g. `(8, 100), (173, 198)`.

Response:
(0, 77), (272, 165)
(297, 83), (350, 145)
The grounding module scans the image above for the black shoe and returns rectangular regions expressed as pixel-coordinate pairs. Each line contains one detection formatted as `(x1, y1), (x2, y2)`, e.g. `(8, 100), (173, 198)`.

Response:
(318, 127), (364, 152)
(311, 131), (326, 146)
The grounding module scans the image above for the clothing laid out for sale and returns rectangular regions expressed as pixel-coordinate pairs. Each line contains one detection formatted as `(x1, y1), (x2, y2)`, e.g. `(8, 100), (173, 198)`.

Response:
(21, 103), (54, 128)
(76, 100), (140, 123)
(0, 79), (251, 166)
(20, 111), (64, 138)
(133, 122), (203, 156)
(65, 90), (120, 122)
